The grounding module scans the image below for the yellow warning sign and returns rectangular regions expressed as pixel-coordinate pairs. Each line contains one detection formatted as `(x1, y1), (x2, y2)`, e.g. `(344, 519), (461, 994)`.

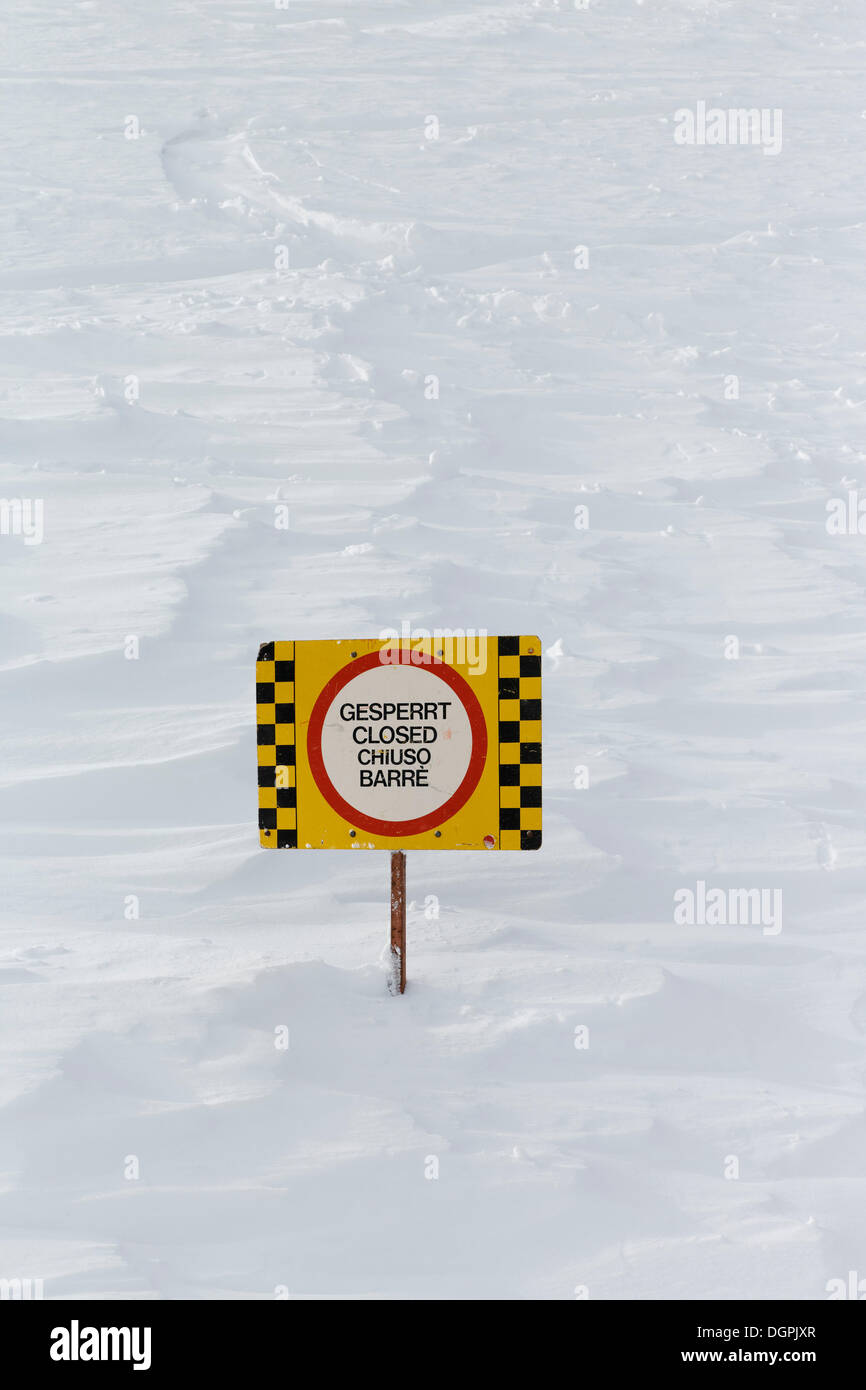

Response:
(256, 636), (541, 850)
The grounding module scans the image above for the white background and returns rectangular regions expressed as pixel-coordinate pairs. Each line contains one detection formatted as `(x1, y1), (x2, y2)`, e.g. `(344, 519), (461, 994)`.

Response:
(0, 0), (864, 1300)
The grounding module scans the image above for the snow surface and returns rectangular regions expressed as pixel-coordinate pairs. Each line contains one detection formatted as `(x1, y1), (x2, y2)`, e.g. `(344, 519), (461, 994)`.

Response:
(2, 0), (866, 1300)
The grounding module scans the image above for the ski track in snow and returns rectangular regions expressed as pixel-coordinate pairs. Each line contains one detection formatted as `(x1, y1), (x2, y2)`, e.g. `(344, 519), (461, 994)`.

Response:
(1, 0), (866, 1299)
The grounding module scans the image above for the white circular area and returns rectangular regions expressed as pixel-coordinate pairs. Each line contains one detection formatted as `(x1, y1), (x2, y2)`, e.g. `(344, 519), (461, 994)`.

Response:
(319, 663), (474, 824)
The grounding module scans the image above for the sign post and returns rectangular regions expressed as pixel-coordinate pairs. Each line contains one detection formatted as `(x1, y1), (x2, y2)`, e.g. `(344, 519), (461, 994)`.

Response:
(390, 850), (406, 995)
(255, 635), (541, 992)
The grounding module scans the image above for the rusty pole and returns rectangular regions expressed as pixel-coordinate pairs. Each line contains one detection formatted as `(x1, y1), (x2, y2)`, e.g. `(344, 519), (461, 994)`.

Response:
(390, 850), (406, 994)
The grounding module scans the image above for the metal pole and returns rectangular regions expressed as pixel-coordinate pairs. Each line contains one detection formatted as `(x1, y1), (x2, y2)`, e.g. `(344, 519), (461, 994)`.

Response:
(390, 850), (406, 994)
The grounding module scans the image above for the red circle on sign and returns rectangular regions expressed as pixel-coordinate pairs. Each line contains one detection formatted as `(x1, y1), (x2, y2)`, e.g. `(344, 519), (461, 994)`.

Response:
(307, 651), (488, 838)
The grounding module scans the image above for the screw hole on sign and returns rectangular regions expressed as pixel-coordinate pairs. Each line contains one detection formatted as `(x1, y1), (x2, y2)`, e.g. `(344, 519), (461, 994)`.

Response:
(349, 829), (356, 838)
(434, 830), (441, 838)
(484, 834), (495, 848)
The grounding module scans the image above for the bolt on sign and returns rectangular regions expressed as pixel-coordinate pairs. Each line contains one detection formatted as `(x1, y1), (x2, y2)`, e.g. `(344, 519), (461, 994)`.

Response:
(256, 636), (542, 850)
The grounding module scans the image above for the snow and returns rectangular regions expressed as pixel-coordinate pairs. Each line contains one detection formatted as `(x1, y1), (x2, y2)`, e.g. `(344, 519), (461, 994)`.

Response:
(2, 0), (865, 1300)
